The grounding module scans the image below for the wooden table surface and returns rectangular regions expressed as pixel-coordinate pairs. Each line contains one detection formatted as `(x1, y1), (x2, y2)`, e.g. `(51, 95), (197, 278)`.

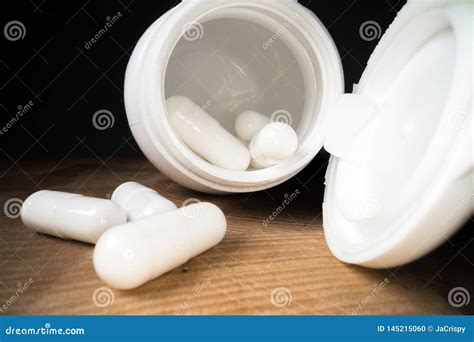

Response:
(0, 156), (472, 315)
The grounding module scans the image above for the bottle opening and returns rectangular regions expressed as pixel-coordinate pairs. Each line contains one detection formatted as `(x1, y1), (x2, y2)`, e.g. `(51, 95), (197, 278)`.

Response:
(161, 3), (329, 184)
(126, 1), (343, 192)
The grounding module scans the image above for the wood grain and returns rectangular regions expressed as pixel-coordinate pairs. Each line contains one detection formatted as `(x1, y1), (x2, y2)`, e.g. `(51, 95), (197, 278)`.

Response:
(0, 157), (472, 315)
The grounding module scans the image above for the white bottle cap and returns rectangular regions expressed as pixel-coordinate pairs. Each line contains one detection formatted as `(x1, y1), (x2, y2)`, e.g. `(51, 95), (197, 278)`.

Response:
(323, 2), (472, 268)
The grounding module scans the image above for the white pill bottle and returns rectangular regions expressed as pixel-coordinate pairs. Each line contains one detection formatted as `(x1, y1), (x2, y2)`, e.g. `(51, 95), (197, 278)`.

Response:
(124, 0), (472, 267)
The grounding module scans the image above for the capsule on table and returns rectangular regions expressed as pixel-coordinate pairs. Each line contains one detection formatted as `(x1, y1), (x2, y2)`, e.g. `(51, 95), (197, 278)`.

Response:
(250, 122), (298, 169)
(21, 190), (127, 244)
(166, 96), (250, 171)
(112, 182), (177, 221)
(93, 202), (227, 290)
(234, 110), (270, 142)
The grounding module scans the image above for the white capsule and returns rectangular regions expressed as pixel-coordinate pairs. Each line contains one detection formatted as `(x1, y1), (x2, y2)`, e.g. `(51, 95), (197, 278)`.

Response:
(21, 190), (127, 244)
(93, 202), (226, 289)
(234, 110), (270, 142)
(250, 122), (298, 169)
(167, 96), (250, 171)
(111, 182), (176, 221)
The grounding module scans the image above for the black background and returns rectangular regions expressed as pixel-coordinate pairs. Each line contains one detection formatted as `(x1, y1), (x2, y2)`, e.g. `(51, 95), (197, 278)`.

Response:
(0, 0), (406, 159)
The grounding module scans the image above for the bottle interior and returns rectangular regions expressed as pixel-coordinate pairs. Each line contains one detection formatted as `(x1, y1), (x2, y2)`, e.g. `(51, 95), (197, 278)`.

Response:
(164, 14), (313, 158)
